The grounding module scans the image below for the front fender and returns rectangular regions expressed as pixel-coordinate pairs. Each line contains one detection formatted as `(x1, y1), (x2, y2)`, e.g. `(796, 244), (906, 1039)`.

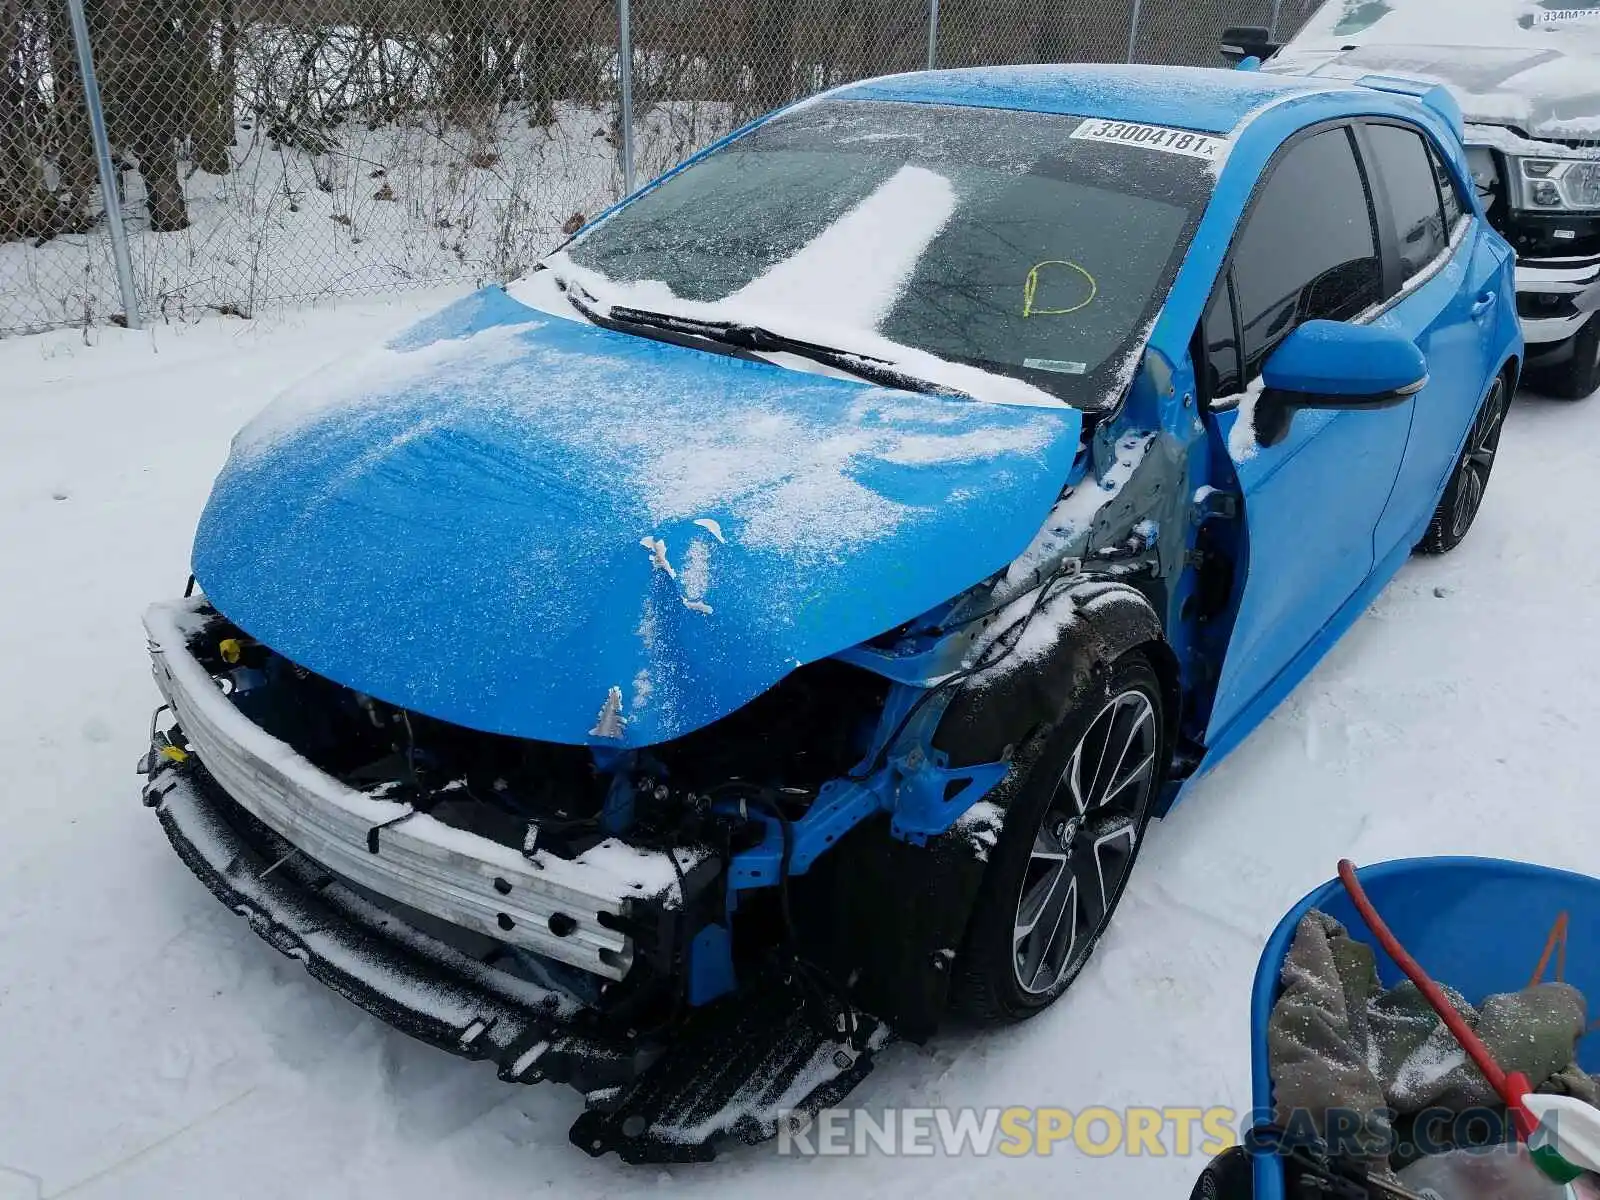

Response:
(931, 579), (1177, 771)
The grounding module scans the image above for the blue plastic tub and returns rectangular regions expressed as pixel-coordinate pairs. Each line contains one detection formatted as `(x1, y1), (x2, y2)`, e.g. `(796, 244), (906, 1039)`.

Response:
(1248, 857), (1600, 1200)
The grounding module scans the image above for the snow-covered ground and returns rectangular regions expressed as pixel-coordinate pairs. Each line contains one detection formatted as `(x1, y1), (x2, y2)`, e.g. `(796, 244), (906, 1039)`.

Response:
(0, 293), (1596, 1198)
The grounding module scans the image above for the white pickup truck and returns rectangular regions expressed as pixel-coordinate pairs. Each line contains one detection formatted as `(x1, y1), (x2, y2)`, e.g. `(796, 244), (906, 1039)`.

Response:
(1224, 0), (1600, 398)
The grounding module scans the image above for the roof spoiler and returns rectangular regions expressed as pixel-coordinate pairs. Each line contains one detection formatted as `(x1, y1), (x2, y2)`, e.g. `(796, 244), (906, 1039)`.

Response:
(1355, 73), (1466, 144)
(1221, 25), (1280, 65)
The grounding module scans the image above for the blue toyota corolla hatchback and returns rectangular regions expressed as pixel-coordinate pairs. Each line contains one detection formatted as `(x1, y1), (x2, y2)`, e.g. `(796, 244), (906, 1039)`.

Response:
(140, 64), (1521, 1158)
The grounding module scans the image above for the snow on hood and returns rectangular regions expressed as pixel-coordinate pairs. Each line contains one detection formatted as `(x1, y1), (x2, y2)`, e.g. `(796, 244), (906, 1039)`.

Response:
(1273, 0), (1600, 137)
(192, 286), (1083, 747)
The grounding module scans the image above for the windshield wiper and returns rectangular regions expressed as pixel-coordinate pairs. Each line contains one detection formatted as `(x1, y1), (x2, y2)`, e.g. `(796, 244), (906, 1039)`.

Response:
(621, 304), (981, 400)
(557, 279), (974, 401)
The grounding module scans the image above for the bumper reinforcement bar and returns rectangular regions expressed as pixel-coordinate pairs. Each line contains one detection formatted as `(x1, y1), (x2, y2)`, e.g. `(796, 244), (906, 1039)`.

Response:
(144, 757), (653, 1095)
(143, 757), (890, 1162)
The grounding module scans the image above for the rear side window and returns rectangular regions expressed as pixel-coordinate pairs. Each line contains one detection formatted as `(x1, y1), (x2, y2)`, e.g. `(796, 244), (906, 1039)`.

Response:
(1365, 123), (1450, 282)
(1231, 127), (1383, 377)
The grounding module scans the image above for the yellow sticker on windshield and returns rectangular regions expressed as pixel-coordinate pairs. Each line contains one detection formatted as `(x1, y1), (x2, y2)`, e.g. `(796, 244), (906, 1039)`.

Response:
(1070, 119), (1225, 161)
(1023, 261), (1097, 317)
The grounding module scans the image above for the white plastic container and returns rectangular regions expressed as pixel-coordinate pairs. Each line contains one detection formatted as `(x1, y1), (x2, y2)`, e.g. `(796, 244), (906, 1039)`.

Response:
(1395, 1145), (1580, 1199)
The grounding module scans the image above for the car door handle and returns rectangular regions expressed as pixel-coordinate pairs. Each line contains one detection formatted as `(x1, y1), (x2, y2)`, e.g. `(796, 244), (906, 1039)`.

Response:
(1470, 291), (1498, 319)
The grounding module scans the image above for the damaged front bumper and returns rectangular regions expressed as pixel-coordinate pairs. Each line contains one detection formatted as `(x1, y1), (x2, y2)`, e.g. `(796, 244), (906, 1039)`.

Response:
(142, 756), (645, 1092)
(143, 756), (889, 1162)
(140, 597), (895, 1159)
(145, 598), (695, 982)
(144, 751), (897, 1160)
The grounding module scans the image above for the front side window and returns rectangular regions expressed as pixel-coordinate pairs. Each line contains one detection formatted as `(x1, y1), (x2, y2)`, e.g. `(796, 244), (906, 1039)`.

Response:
(1202, 277), (1242, 402)
(561, 100), (1218, 409)
(1428, 139), (1465, 231)
(1231, 127), (1383, 378)
(1365, 123), (1451, 283)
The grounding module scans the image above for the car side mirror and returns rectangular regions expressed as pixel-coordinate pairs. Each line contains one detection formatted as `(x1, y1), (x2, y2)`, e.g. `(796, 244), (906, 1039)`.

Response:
(1253, 320), (1428, 448)
(1221, 24), (1280, 65)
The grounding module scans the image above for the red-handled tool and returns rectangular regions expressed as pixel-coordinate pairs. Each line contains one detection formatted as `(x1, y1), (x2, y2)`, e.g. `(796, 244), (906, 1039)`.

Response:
(1336, 859), (1539, 1142)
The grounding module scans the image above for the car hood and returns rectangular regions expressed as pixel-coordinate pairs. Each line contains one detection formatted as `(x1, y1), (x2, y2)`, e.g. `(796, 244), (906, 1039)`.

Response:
(1270, 43), (1600, 139)
(191, 286), (1083, 747)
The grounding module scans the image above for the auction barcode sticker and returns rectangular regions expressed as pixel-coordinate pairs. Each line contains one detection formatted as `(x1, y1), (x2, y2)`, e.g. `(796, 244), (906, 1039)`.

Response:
(1070, 119), (1226, 161)
(1531, 7), (1600, 21)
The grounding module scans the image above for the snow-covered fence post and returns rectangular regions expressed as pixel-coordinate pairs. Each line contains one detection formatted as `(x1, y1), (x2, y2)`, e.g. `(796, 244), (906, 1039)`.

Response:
(926, 0), (939, 70)
(64, 0), (141, 329)
(617, 0), (636, 196)
(1125, 0), (1143, 62)
(1269, 0), (1284, 38)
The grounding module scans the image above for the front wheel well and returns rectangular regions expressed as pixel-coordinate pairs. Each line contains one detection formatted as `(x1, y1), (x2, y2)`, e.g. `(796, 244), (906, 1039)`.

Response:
(930, 581), (1176, 773)
(1136, 635), (1183, 763)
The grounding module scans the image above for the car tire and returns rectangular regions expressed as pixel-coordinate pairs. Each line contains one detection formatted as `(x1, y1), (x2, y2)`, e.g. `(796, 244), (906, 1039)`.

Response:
(1191, 1147), (1254, 1200)
(1417, 372), (1508, 556)
(950, 650), (1167, 1025)
(1527, 315), (1600, 401)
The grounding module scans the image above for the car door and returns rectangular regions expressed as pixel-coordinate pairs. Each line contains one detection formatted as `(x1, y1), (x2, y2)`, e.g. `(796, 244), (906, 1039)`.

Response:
(1359, 120), (1507, 560)
(1202, 125), (1415, 747)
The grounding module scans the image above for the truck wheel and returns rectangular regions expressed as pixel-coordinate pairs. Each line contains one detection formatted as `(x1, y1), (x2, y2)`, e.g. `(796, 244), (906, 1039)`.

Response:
(1529, 315), (1600, 401)
(1418, 373), (1507, 556)
(951, 651), (1167, 1025)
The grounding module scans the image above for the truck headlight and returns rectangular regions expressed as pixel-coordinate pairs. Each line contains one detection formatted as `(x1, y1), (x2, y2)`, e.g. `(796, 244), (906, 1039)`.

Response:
(1512, 157), (1600, 212)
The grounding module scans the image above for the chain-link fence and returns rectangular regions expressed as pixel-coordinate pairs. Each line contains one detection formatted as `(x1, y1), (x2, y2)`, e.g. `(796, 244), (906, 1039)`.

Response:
(1, 0), (1324, 336)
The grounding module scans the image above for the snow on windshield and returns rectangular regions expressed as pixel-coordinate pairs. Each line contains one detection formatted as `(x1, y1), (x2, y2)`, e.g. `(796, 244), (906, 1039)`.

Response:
(514, 98), (1215, 413)
(533, 163), (1042, 403)
(729, 165), (956, 329)
(539, 225), (1079, 413)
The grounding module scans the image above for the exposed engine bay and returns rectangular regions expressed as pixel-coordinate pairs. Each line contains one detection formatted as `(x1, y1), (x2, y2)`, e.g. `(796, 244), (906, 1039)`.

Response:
(199, 608), (887, 863)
